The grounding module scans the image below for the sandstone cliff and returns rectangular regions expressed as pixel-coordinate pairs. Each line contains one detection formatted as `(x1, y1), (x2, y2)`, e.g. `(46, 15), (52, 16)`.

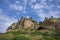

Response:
(7, 16), (60, 32)
(39, 17), (60, 30)
(7, 17), (39, 31)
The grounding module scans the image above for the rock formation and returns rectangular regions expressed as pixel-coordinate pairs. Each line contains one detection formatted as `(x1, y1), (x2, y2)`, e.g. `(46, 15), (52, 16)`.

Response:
(7, 16), (60, 32)
(39, 16), (60, 30)
(7, 16), (39, 32)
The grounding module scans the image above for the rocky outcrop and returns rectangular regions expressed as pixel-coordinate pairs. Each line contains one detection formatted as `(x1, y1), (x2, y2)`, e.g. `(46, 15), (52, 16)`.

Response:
(39, 17), (60, 30)
(7, 16), (60, 32)
(7, 16), (39, 31)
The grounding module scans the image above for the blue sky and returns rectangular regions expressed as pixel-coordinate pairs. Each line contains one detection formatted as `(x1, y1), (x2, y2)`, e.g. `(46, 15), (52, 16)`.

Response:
(0, 0), (60, 33)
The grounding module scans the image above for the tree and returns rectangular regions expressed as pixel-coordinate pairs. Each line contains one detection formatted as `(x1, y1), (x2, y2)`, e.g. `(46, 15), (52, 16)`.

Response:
(45, 17), (48, 20)
(51, 16), (53, 19)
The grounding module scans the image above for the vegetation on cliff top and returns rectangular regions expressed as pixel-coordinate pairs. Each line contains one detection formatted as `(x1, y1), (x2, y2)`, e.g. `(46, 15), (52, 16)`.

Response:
(0, 29), (60, 40)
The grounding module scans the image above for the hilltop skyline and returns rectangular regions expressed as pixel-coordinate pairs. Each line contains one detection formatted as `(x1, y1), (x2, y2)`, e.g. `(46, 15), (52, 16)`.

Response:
(0, 0), (60, 33)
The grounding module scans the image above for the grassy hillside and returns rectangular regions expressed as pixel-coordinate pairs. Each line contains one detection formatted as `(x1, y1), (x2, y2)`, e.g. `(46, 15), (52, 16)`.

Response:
(0, 29), (60, 40)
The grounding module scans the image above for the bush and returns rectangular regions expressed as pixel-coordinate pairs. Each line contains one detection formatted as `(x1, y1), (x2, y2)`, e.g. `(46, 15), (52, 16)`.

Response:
(11, 30), (29, 35)
(41, 32), (48, 36)
(11, 31), (20, 35)
(31, 30), (42, 36)
(0, 37), (8, 40)
(55, 30), (60, 36)
(43, 36), (56, 40)
(13, 36), (31, 40)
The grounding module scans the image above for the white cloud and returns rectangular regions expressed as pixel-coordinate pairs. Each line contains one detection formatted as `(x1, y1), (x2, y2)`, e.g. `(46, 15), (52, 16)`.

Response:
(10, 0), (28, 12)
(41, 0), (46, 2)
(34, 3), (40, 9)
(10, 4), (23, 11)
(0, 8), (2, 14)
(15, 1), (20, 4)
(34, 3), (44, 10)
(31, 0), (36, 3)
(4, 0), (11, 5)
(31, 0), (60, 21)
(37, 9), (60, 21)
(57, 6), (60, 8)
(25, 16), (30, 18)
(23, 0), (28, 6)
(37, 10), (50, 21)
(0, 11), (17, 33)
(23, 11), (27, 14)
(48, 10), (60, 18)
(0, 15), (17, 33)
(49, 0), (53, 1)
(41, 0), (46, 4)
(9, 0), (27, 13)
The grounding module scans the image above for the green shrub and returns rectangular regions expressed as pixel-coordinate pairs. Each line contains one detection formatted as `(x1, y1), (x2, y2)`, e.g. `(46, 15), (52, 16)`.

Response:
(11, 31), (20, 35)
(41, 32), (49, 36)
(0, 37), (8, 40)
(55, 30), (60, 36)
(43, 36), (56, 40)
(0, 36), (11, 40)
(13, 36), (31, 40)
(31, 30), (42, 36)
(11, 30), (28, 35)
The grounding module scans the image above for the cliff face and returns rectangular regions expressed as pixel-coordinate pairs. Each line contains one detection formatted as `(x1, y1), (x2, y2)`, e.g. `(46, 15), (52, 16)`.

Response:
(7, 17), (39, 31)
(7, 16), (60, 32)
(39, 17), (60, 30)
